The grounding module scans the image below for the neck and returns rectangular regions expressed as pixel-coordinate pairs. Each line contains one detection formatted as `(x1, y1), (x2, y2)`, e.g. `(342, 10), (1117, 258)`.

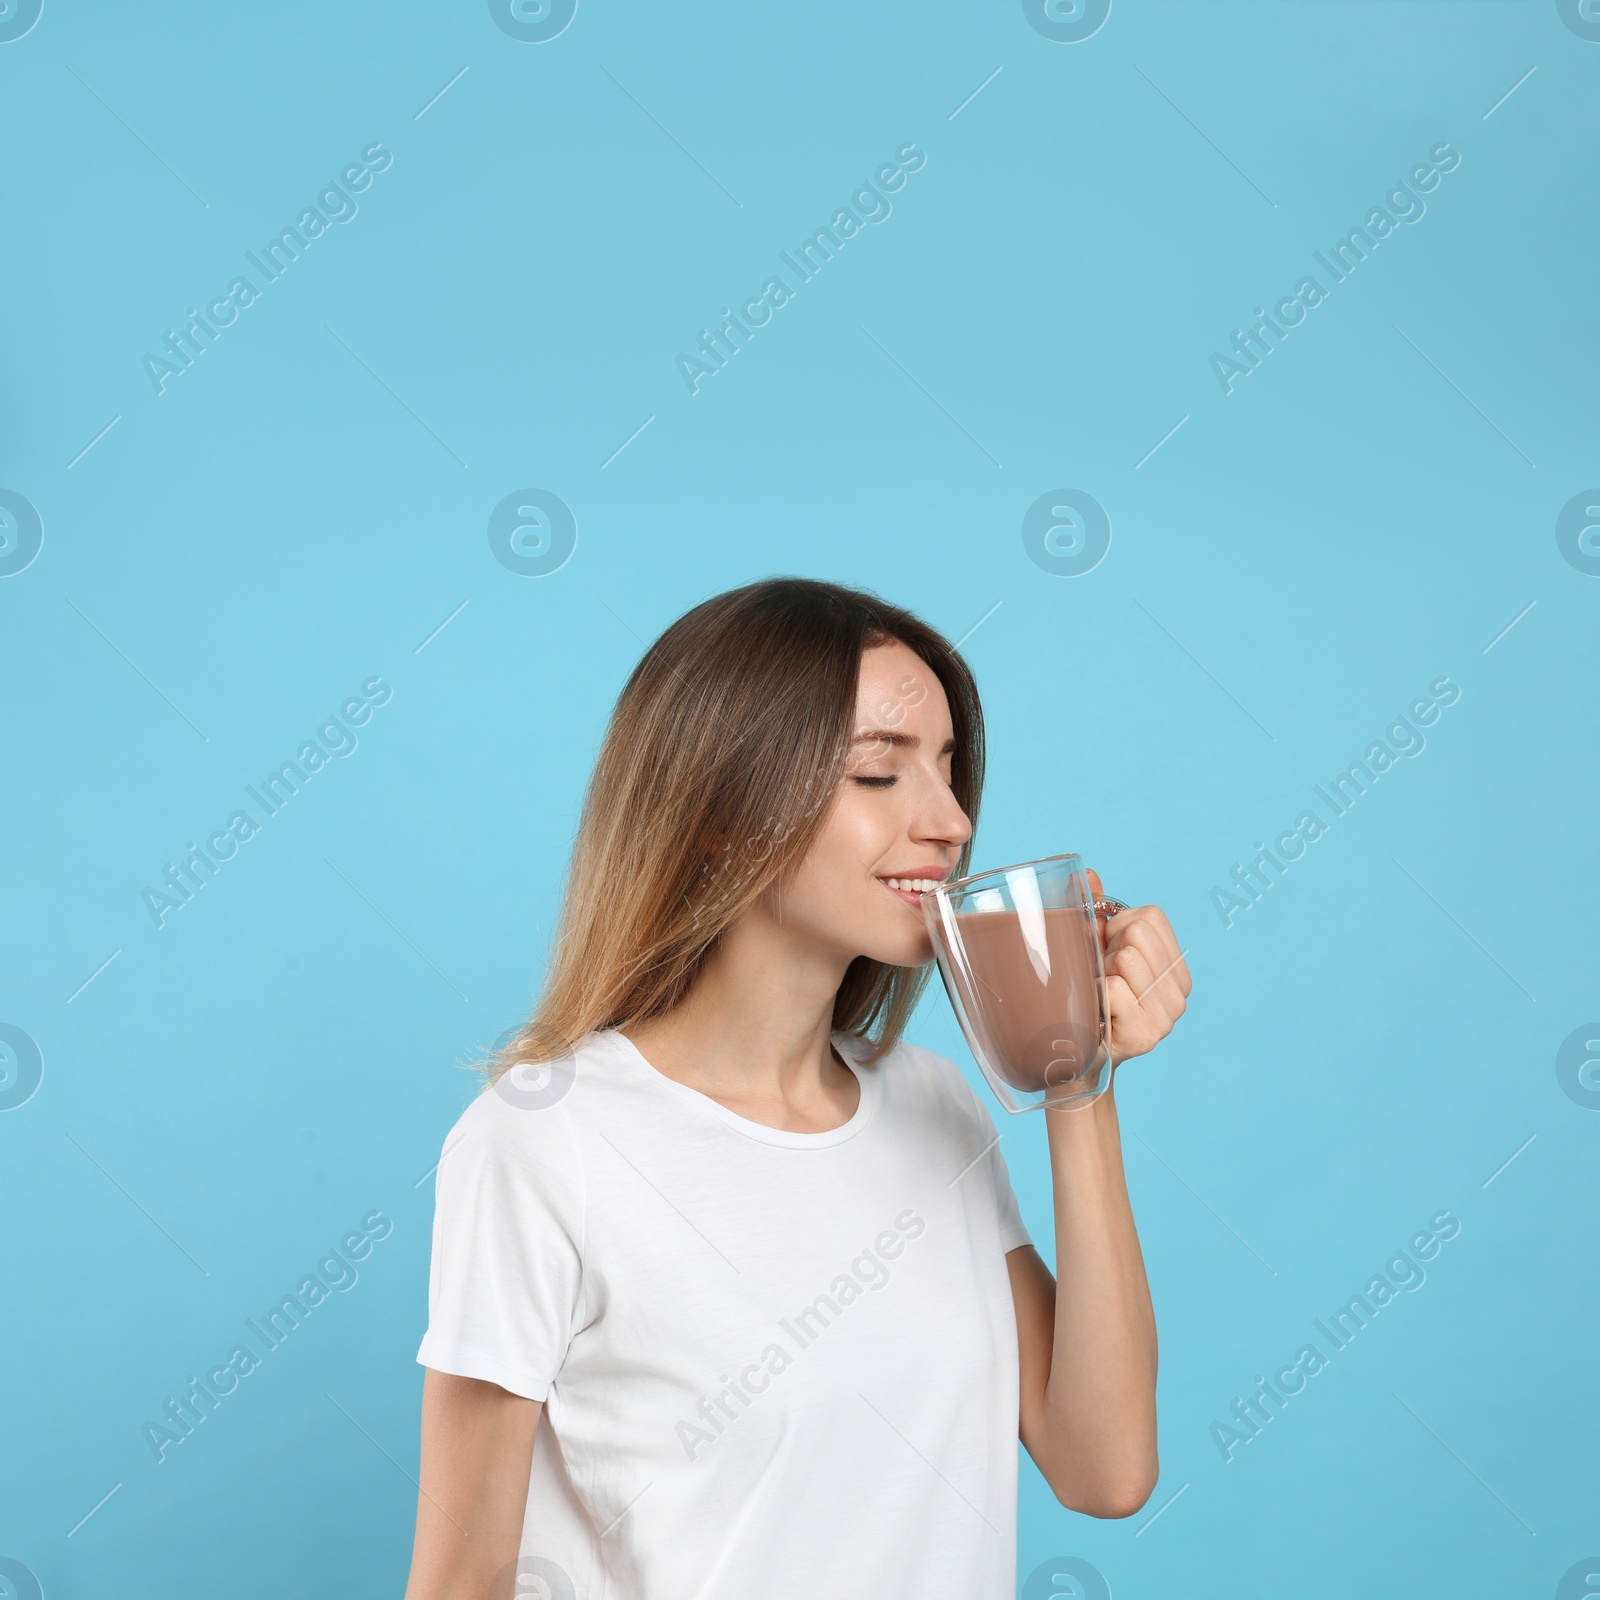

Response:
(620, 904), (857, 1121)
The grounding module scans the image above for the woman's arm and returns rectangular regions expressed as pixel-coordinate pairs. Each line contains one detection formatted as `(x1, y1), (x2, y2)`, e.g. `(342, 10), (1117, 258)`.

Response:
(402, 1369), (542, 1599)
(1011, 895), (1189, 1517)
(1010, 1084), (1159, 1518)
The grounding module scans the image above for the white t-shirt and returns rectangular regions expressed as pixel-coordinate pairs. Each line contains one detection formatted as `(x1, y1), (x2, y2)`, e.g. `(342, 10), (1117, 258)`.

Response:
(416, 1026), (1033, 1600)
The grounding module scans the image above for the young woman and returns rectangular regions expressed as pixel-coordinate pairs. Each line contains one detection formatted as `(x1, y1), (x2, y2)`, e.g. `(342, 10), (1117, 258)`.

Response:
(404, 578), (1190, 1600)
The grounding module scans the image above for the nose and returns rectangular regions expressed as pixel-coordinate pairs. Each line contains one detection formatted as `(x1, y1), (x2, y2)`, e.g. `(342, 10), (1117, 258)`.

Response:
(910, 769), (972, 854)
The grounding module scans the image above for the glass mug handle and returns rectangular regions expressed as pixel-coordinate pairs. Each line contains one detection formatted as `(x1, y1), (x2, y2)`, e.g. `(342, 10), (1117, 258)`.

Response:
(1074, 893), (1128, 1105)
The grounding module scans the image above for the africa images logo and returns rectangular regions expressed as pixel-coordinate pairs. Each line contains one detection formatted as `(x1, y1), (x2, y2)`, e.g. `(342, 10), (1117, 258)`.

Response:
(1209, 1211), (1461, 1462)
(673, 144), (928, 395)
(1208, 676), (1460, 927)
(674, 1210), (926, 1461)
(1208, 143), (1461, 395)
(140, 677), (392, 928)
(140, 144), (394, 396)
(140, 1211), (393, 1463)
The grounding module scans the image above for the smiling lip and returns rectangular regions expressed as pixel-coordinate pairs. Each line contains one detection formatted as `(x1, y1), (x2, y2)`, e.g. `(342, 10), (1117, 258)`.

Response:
(877, 868), (949, 908)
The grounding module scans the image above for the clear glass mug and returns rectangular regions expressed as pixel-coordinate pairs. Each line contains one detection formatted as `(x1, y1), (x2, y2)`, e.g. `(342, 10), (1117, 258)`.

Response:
(921, 852), (1120, 1113)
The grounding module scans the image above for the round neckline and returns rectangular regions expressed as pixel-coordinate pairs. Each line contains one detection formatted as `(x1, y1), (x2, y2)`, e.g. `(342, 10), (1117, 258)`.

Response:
(601, 1028), (881, 1148)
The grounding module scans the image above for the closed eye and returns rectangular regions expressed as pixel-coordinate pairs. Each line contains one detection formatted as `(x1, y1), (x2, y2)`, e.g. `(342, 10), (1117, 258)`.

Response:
(851, 775), (897, 788)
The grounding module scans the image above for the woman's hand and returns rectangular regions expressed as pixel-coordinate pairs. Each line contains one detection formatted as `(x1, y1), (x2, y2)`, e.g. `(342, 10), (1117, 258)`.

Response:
(1087, 868), (1191, 1064)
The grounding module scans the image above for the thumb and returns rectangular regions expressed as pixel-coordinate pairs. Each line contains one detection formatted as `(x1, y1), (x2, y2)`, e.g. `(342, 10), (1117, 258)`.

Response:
(1104, 963), (1142, 1053)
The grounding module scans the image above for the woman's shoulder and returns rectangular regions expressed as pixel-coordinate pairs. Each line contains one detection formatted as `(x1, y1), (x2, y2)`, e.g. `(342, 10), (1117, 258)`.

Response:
(860, 1034), (991, 1122)
(872, 1032), (966, 1082)
(426, 1039), (627, 1238)
(436, 1031), (623, 1161)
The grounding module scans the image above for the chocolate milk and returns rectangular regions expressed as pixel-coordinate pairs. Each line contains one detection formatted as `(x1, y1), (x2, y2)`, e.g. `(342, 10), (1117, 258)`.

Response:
(937, 905), (1106, 1094)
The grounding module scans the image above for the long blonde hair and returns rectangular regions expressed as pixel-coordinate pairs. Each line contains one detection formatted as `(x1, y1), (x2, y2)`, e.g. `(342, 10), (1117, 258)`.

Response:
(483, 577), (985, 1083)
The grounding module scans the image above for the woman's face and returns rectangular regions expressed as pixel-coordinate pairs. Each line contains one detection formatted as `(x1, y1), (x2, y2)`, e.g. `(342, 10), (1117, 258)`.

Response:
(765, 639), (973, 969)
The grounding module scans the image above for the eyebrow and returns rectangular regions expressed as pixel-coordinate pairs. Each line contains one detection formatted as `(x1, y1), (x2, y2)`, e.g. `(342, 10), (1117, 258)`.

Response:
(851, 730), (956, 752)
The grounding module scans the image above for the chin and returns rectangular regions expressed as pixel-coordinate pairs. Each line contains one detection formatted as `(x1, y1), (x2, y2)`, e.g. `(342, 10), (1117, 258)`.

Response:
(856, 927), (936, 970)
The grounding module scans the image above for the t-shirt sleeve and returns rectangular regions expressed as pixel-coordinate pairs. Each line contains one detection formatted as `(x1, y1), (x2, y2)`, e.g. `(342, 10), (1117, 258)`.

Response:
(980, 1101), (1033, 1254)
(926, 1047), (1033, 1255)
(414, 1087), (586, 1402)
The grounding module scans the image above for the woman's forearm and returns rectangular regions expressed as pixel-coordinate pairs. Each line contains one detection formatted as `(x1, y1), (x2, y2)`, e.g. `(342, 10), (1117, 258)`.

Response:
(1033, 1083), (1159, 1514)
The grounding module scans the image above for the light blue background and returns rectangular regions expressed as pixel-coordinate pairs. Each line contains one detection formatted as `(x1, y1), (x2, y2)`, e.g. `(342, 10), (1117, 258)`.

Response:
(3, 1), (1596, 1595)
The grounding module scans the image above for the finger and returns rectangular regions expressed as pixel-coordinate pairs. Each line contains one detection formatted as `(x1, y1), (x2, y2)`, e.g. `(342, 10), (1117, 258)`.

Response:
(1129, 912), (1192, 1007)
(1104, 973), (1158, 1059)
(1110, 916), (1166, 986)
(1107, 941), (1165, 1021)
(1109, 927), (1186, 1027)
(1104, 970), (1144, 1031)
(1122, 903), (1180, 973)
(1163, 955), (1193, 1002)
(1141, 907), (1189, 994)
(1115, 907), (1190, 1005)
